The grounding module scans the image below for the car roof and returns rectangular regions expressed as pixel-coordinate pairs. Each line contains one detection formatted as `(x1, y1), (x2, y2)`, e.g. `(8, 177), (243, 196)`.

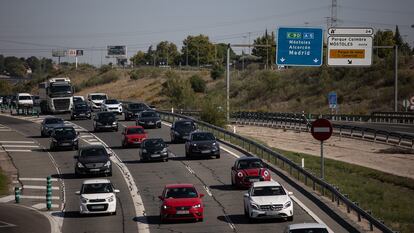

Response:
(82, 179), (111, 185)
(287, 223), (328, 230)
(175, 119), (194, 123)
(89, 93), (107, 95)
(236, 156), (262, 162)
(252, 181), (281, 187)
(165, 184), (195, 189)
(53, 126), (75, 130)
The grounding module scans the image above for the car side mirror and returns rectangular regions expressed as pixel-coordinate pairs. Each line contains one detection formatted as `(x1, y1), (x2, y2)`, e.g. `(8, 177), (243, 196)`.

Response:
(114, 189), (120, 193)
(244, 193), (249, 197)
(199, 194), (205, 198)
(158, 195), (164, 200)
(75, 191), (80, 195)
(288, 191), (293, 196)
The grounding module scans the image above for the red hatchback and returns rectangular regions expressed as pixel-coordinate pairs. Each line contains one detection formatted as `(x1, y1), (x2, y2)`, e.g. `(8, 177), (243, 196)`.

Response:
(231, 157), (271, 188)
(121, 126), (147, 147)
(159, 184), (204, 222)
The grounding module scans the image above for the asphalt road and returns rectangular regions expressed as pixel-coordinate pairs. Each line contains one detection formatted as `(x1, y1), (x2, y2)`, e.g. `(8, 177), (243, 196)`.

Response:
(0, 204), (50, 233)
(0, 113), (358, 233)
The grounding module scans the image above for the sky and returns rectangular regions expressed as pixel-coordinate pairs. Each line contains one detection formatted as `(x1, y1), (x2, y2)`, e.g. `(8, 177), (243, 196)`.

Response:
(0, 0), (413, 66)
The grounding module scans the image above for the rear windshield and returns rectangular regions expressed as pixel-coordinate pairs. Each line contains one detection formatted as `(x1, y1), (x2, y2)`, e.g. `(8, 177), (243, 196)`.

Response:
(252, 186), (286, 196)
(81, 183), (113, 194)
(127, 128), (144, 135)
(237, 159), (263, 169)
(45, 118), (64, 124)
(165, 187), (198, 199)
(141, 111), (157, 117)
(105, 99), (119, 104)
(18, 96), (32, 100)
(80, 147), (108, 157)
(191, 133), (215, 141)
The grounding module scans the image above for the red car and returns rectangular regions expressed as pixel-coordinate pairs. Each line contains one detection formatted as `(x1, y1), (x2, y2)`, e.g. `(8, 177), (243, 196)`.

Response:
(159, 184), (204, 222)
(121, 126), (147, 147)
(231, 157), (271, 188)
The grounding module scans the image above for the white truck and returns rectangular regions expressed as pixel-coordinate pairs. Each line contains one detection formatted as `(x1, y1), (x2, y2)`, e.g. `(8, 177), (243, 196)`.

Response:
(39, 77), (74, 114)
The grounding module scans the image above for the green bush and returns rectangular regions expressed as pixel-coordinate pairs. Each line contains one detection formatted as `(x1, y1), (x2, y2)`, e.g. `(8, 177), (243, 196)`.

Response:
(99, 64), (112, 74)
(129, 70), (142, 80)
(162, 71), (195, 108)
(210, 63), (225, 80)
(199, 96), (226, 127)
(189, 75), (206, 93)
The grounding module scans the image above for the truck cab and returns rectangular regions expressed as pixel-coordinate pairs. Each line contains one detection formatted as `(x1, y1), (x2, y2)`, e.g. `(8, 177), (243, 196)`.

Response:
(39, 77), (74, 114)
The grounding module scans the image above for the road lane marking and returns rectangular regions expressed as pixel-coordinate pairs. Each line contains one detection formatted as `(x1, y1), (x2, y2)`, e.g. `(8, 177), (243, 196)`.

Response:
(0, 220), (16, 228)
(3, 149), (32, 152)
(23, 185), (59, 190)
(0, 141), (35, 144)
(203, 185), (213, 197)
(2, 145), (39, 148)
(80, 135), (93, 138)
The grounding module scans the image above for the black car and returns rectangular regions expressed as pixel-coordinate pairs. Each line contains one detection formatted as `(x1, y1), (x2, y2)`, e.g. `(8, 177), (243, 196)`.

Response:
(170, 120), (197, 143)
(93, 112), (118, 132)
(136, 110), (161, 128)
(41, 117), (65, 137)
(123, 102), (149, 121)
(71, 102), (92, 120)
(74, 145), (112, 176)
(185, 131), (220, 159)
(50, 126), (79, 151)
(139, 138), (168, 162)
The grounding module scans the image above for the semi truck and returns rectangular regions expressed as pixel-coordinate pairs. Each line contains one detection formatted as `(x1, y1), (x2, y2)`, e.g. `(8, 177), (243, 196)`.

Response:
(39, 77), (74, 114)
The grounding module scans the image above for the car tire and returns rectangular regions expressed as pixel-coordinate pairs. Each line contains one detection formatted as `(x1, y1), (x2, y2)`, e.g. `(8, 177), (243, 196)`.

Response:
(216, 154), (220, 159)
(41, 131), (45, 137)
(111, 211), (117, 216)
(198, 217), (204, 222)
(164, 158), (168, 162)
(287, 216), (293, 222)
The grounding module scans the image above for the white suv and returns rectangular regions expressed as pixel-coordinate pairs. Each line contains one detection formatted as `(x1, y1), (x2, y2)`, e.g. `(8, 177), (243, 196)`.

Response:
(284, 223), (329, 233)
(75, 179), (119, 215)
(243, 181), (293, 221)
(16, 93), (33, 108)
(87, 93), (108, 110)
(101, 99), (122, 114)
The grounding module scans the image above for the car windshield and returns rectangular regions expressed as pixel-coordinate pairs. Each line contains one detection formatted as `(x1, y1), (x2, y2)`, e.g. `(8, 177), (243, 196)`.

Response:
(165, 187), (198, 199)
(105, 99), (119, 104)
(91, 95), (107, 100)
(73, 97), (83, 102)
(289, 229), (329, 233)
(143, 139), (165, 148)
(252, 186), (286, 196)
(45, 118), (64, 124)
(80, 147), (107, 157)
(50, 85), (72, 93)
(98, 112), (116, 120)
(141, 111), (157, 117)
(54, 127), (76, 137)
(81, 183), (113, 194)
(127, 128), (144, 135)
(18, 96), (32, 100)
(129, 103), (147, 110)
(75, 104), (88, 110)
(237, 159), (264, 169)
(191, 133), (215, 141)
(175, 121), (196, 131)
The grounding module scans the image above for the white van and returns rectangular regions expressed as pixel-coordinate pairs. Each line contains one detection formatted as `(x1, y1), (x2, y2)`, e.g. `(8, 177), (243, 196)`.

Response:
(16, 93), (33, 108)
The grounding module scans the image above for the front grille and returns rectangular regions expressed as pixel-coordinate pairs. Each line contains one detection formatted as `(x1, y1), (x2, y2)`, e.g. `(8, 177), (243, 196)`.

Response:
(89, 199), (106, 203)
(86, 204), (108, 211)
(175, 206), (191, 210)
(85, 163), (104, 168)
(260, 204), (283, 211)
(53, 99), (70, 111)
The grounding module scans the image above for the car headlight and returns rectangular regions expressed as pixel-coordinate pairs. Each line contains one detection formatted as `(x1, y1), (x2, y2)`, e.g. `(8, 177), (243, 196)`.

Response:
(107, 195), (115, 202)
(250, 202), (259, 210)
(52, 138), (57, 142)
(173, 131), (179, 135)
(237, 172), (244, 178)
(81, 197), (88, 203)
(263, 170), (269, 177)
(77, 162), (84, 168)
(161, 148), (168, 153)
(156, 120), (161, 123)
(96, 122), (102, 126)
(112, 122), (117, 125)
(192, 143), (197, 147)
(162, 205), (171, 210)
(193, 203), (201, 208)
(142, 149), (147, 153)
(139, 121), (145, 124)
(73, 137), (79, 142)
(104, 161), (111, 167)
(212, 142), (216, 146)
(284, 201), (291, 208)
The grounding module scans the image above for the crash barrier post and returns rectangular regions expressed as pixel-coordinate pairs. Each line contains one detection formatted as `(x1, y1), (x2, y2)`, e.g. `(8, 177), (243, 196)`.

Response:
(14, 187), (21, 203)
(46, 176), (52, 210)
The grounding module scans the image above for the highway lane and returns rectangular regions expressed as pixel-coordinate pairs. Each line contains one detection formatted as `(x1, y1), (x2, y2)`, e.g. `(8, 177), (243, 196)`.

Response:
(0, 115), (138, 233)
(73, 116), (351, 233)
(0, 204), (50, 233)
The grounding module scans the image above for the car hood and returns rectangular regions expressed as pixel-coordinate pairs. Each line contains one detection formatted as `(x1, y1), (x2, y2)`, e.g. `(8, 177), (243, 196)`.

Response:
(163, 197), (201, 207)
(92, 100), (104, 104)
(81, 193), (114, 200)
(239, 168), (265, 177)
(175, 127), (194, 134)
(53, 134), (77, 141)
(97, 119), (116, 124)
(126, 134), (147, 140)
(250, 195), (290, 205)
(78, 156), (109, 164)
(191, 140), (216, 146)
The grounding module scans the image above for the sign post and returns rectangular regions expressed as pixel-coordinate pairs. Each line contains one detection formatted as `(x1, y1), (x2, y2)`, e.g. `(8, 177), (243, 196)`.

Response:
(276, 27), (323, 66)
(311, 119), (333, 179)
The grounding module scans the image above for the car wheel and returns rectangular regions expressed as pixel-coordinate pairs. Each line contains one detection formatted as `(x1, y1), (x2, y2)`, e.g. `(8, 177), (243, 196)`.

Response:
(287, 216), (293, 222)
(216, 154), (220, 159)
(198, 217), (204, 222)
(41, 131), (45, 137)
(164, 157), (168, 162)
(111, 211), (117, 216)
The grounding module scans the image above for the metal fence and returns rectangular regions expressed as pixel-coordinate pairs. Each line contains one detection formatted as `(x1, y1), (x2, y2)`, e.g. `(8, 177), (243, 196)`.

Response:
(158, 110), (396, 233)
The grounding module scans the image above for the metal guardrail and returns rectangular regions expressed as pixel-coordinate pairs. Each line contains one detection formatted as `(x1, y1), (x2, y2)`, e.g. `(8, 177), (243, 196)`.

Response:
(157, 110), (395, 233)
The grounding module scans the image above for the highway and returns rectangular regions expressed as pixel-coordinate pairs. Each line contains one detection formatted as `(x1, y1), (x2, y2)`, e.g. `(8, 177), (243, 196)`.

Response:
(0, 112), (361, 233)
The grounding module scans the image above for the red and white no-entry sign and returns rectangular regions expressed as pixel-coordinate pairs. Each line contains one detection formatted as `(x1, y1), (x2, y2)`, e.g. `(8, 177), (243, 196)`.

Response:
(311, 119), (333, 141)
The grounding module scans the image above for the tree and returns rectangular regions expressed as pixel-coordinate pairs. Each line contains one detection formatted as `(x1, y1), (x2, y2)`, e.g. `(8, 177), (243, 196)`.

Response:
(156, 41), (180, 66)
(130, 51), (146, 66)
(252, 30), (276, 68)
(210, 63), (225, 80)
(373, 30), (394, 58)
(214, 43), (236, 65)
(181, 35), (214, 66)
(26, 56), (41, 72)
(4, 56), (26, 77)
(161, 71), (195, 108)
(0, 80), (13, 95)
(189, 75), (206, 93)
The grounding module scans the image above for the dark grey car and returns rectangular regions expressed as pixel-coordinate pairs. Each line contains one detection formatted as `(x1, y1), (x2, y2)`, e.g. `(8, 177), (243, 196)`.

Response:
(50, 126), (79, 151)
(185, 131), (220, 159)
(170, 120), (197, 143)
(139, 138), (169, 162)
(136, 110), (161, 129)
(74, 145), (112, 177)
(41, 117), (65, 137)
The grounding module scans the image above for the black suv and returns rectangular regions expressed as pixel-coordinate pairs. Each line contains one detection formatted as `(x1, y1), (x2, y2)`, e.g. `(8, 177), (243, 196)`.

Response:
(185, 131), (220, 159)
(71, 102), (92, 120)
(136, 110), (161, 128)
(93, 112), (118, 132)
(74, 145), (112, 177)
(50, 126), (79, 151)
(123, 102), (149, 121)
(170, 120), (197, 143)
(139, 138), (169, 162)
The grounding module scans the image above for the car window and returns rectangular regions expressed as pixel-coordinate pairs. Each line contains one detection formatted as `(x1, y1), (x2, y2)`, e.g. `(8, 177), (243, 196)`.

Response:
(75, 104), (88, 110)
(289, 229), (329, 233)
(80, 147), (107, 157)
(127, 128), (144, 135)
(165, 187), (198, 199)
(143, 139), (165, 148)
(237, 160), (263, 169)
(175, 121), (196, 131)
(18, 96), (32, 100)
(81, 183), (113, 194)
(54, 128), (76, 137)
(191, 133), (215, 141)
(45, 118), (64, 124)
(129, 103), (147, 110)
(252, 186), (286, 196)
(141, 111), (157, 117)
(105, 99), (119, 104)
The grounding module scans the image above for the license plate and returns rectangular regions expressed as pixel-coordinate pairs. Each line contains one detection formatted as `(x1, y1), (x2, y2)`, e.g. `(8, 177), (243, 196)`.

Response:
(265, 211), (278, 216)
(90, 168), (100, 172)
(151, 154), (161, 158)
(91, 205), (105, 210)
(201, 150), (211, 154)
(148, 122), (154, 125)
(61, 143), (71, 146)
(79, 113), (85, 116)
(176, 210), (189, 214)
(249, 179), (260, 182)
